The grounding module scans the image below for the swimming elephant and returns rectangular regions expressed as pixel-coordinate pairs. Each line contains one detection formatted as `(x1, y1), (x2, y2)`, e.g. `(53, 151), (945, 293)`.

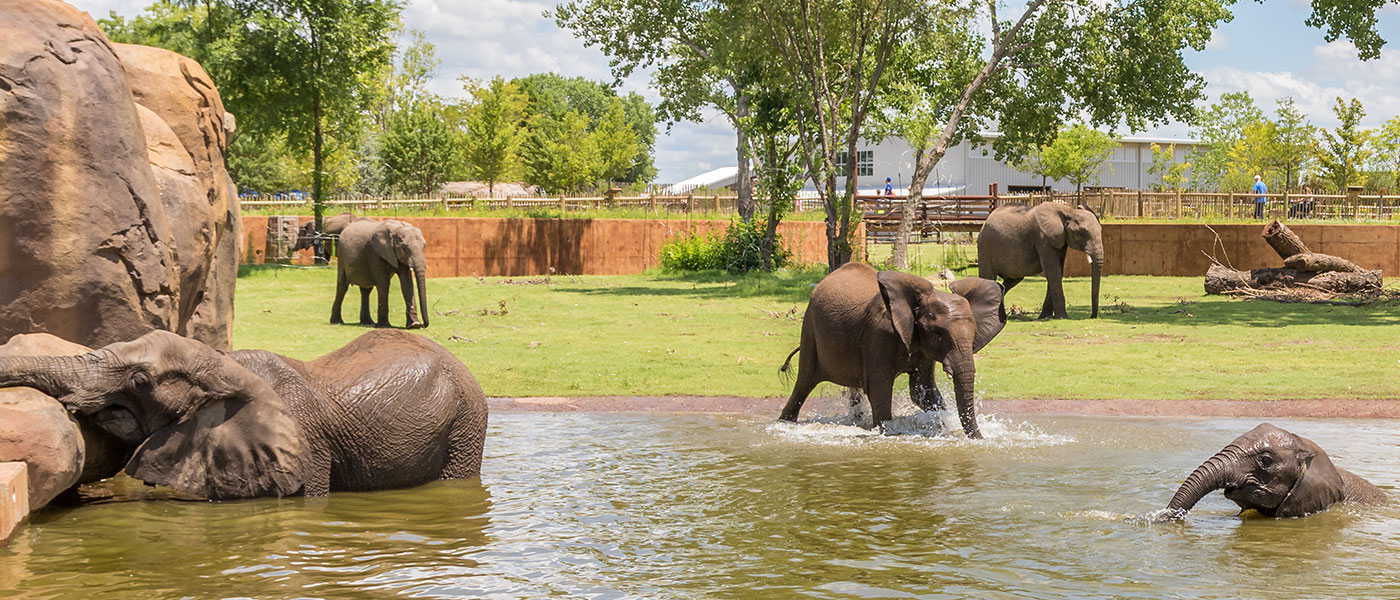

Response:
(779, 263), (1006, 438)
(0, 329), (486, 499)
(332, 219), (429, 329)
(1162, 423), (1387, 520)
(978, 202), (1103, 319)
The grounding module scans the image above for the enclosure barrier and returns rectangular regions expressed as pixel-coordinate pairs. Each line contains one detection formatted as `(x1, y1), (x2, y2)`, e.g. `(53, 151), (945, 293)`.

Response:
(0, 462), (27, 542)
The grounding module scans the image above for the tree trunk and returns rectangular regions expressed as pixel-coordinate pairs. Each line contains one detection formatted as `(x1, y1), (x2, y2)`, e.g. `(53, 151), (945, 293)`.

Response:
(1205, 264), (1382, 295)
(1283, 252), (1364, 273)
(893, 147), (934, 271)
(312, 93), (324, 232)
(1261, 220), (1308, 259)
(734, 94), (754, 223)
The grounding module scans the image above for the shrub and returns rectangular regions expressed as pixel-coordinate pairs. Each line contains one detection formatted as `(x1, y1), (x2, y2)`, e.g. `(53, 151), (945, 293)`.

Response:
(660, 231), (723, 271)
(659, 219), (792, 273)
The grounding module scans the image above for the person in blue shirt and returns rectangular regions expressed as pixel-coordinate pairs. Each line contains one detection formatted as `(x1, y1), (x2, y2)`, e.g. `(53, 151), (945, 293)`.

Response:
(884, 177), (894, 196)
(1252, 175), (1268, 219)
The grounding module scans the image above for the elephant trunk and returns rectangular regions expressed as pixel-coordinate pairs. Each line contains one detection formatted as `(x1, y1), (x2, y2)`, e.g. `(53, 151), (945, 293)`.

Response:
(1090, 259), (1101, 319)
(415, 259), (429, 329)
(1164, 445), (1243, 519)
(944, 348), (981, 439)
(0, 354), (98, 402)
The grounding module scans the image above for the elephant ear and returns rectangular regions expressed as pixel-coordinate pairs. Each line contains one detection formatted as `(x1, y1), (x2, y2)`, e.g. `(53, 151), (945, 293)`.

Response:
(1274, 434), (1347, 518)
(1036, 205), (1068, 249)
(877, 270), (934, 353)
(949, 278), (1007, 353)
(125, 357), (306, 500)
(372, 223), (402, 269)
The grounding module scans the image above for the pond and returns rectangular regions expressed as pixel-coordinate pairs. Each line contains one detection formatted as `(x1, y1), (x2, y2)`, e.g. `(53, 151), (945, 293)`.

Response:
(3, 410), (1398, 599)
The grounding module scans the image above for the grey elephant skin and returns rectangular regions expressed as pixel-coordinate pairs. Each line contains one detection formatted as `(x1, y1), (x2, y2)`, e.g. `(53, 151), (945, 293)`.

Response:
(0, 329), (487, 500)
(779, 263), (1006, 438)
(1163, 423), (1387, 519)
(333, 219), (430, 329)
(977, 202), (1103, 319)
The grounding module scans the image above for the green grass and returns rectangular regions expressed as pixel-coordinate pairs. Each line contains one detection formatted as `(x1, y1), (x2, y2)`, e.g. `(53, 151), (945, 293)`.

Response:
(234, 265), (1400, 400)
(239, 206), (829, 221)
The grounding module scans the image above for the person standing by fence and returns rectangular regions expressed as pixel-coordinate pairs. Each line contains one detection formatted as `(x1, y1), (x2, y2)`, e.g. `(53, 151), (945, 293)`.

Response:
(885, 177), (894, 197)
(1252, 175), (1268, 219)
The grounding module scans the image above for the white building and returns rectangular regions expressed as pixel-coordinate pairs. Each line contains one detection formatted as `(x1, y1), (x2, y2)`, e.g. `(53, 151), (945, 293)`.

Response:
(804, 133), (1198, 196)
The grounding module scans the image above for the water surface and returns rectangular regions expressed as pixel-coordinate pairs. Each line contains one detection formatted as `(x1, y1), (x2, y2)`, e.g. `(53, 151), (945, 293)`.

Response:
(4, 410), (1399, 598)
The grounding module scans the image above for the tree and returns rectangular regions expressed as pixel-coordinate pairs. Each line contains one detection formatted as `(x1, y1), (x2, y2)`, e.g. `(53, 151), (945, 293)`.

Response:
(592, 100), (642, 184)
(512, 73), (658, 185)
(1148, 143), (1190, 191)
(1315, 97), (1373, 192)
(1190, 92), (1264, 191)
(523, 110), (600, 193)
(380, 101), (458, 194)
(1225, 119), (1277, 191)
(463, 77), (528, 196)
(555, 0), (759, 220)
(1267, 97), (1316, 192)
(1369, 115), (1400, 193)
(1037, 125), (1120, 197)
(228, 0), (401, 230)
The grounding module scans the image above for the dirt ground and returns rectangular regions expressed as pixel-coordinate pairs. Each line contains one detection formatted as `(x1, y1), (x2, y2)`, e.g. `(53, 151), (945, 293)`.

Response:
(489, 396), (1400, 418)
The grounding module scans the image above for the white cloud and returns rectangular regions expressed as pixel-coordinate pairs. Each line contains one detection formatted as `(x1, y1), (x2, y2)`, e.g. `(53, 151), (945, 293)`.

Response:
(1201, 41), (1400, 129)
(1205, 31), (1228, 51)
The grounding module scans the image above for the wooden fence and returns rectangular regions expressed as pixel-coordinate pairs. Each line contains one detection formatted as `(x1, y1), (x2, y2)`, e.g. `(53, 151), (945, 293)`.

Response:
(1011, 190), (1400, 221)
(239, 192), (744, 214)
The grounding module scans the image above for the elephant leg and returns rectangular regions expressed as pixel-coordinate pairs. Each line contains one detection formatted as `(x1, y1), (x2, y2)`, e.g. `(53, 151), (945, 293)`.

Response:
(358, 287), (373, 325)
(1037, 245), (1069, 319)
(441, 417), (484, 480)
(401, 269), (424, 329)
(375, 280), (392, 328)
(330, 268), (349, 324)
(304, 446), (332, 497)
(866, 378), (896, 431)
(779, 340), (822, 422)
(1000, 276), (1023, 294)
(910, 363), (944, 411)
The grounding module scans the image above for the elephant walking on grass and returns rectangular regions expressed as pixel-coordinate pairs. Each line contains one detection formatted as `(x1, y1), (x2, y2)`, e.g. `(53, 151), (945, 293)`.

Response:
(1162, 423), (1387, 520)
(779, 263), (1006, 438)
(333, 219), (430, 329)
(977, 202), (1103, 319)
(0, 329), (487, 499)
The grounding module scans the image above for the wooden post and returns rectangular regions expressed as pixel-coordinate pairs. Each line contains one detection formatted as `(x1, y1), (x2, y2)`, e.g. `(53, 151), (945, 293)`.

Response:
(1136, 189), (1143, 218)
(1228, 192), (1235, 219)
(687, 192), (694, 216)
(507, 196), (514, 209)
(440, 196), (448, 212)
(1175, 189), (1182, 219)
(0, 462), (27, 542)
(559, 195), (566, 211)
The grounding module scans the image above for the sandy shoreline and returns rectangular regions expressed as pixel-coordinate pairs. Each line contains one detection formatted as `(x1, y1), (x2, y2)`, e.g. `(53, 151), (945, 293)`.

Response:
(488, 396), (1400, 418)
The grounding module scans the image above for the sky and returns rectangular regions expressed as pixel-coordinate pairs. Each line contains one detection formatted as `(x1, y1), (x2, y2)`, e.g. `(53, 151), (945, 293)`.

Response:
(70, 0), (1400, 183)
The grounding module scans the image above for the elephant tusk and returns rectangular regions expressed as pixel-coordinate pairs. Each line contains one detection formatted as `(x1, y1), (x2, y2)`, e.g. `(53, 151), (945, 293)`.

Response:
(1085, 254), (1092, 264)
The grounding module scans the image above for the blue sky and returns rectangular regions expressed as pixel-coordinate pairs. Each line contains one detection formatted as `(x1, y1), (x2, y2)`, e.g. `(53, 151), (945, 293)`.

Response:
(71, 0), (1400, 182)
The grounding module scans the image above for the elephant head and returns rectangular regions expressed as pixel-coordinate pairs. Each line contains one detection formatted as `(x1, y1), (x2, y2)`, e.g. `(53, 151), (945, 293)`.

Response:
(875, 272), (1006, 438)
(1164, 424), (1355, 519)
(1037, 203), (1103, 318)
(0, 330), (306, 499)
(374, 220), (430, 328)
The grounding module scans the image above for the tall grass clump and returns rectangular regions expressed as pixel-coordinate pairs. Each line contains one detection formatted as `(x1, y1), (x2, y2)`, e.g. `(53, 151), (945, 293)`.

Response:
(659, 219), (792, 273)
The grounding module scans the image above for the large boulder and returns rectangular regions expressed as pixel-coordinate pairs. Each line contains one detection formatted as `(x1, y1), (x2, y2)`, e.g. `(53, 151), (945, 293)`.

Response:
(0, 0), (239, 351)
(0, 334), (91, 509)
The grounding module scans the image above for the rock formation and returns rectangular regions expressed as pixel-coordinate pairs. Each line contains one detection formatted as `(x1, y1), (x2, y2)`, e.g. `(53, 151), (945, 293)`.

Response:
(0, 0), (240, 350)
(0, 334), (93, 510)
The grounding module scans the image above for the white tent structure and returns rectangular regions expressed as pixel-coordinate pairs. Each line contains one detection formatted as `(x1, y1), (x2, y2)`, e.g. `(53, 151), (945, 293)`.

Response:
(663, 166), (739, 195)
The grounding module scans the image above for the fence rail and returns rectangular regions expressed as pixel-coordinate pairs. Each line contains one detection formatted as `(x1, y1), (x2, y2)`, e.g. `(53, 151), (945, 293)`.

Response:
(238, 193), (744, 214)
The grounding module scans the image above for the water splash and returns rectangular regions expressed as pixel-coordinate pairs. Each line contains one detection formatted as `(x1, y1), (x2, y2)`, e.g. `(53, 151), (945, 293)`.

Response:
(1123, 508), (1187, 525)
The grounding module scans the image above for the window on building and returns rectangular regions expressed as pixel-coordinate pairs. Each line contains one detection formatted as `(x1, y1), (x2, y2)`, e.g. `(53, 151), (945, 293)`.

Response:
(834, 150), (874, 177)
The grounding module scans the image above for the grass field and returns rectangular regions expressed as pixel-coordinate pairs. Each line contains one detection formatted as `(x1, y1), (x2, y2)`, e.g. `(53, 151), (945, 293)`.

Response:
(234, 264), (1400, 401)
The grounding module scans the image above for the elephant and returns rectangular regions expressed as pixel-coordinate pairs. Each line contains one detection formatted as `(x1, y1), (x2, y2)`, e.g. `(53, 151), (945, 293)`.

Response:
(332, 219), (430, 329)
(977, 202), (1103, 319)
(294, 211), (366, 261)
(0, 329), (486, 499)
(778, 263), (1006, 438)
(1161, 423), (1387, 520)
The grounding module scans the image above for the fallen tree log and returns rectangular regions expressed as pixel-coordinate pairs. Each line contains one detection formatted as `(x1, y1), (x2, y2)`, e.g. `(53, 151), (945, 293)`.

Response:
(1205, 264), (1382, 295)
(1282, 252), (1364, 273)
(1262, 220), (1309, 259)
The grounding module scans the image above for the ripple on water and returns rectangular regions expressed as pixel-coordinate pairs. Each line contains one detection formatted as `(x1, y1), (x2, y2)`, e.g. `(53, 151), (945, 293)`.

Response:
(765, 409), (1074, 449)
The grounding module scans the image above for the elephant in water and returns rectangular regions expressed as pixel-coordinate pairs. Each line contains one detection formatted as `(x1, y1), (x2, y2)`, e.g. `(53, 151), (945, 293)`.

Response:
(0, 329), (486, 499)
(1162, 423), (1387, 520)
(977, 202), (1103, 319)
(779, 263), (1006, 438)
(333, 219), (429, 329)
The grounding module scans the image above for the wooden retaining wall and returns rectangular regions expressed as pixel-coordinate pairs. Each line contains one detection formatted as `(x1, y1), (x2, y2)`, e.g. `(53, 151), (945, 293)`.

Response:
(1062, 223), (1400, 277)
(241, 217), (849, 277)
(0, 462), (26, 542)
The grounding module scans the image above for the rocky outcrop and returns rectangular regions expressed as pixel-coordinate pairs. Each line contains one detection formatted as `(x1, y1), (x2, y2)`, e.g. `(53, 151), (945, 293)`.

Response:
(0, 0), (239, 351)
(0, 334), (91, 510)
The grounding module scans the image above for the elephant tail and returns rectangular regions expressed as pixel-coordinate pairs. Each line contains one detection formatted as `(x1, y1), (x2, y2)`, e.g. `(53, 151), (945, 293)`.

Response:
(779, 346), (800, 372)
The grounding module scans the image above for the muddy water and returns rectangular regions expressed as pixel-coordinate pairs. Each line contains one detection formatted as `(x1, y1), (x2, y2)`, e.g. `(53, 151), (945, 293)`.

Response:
(3, 410), (1399, 599)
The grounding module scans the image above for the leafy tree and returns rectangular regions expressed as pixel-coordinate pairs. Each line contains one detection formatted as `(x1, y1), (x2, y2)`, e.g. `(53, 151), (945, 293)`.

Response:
(744, 82), (804, 270)
(463, 77), (528, 196)
(1225, 119), (1277, 191)
(1314, 97), (1373, 192)
(1267, 98), (1316, 192)
(1370, 116), (1400, 193)
(380, 101), (458, 194)
(512, 73), (657, 185)
(592, 99), (642, 184)
(1190, 92), (1264, 191)
(523, 110), (600, 193)
(1148, 143), (1190, 191)
(227, 0), (401, 229)
(1036, 125), (1120, 197)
